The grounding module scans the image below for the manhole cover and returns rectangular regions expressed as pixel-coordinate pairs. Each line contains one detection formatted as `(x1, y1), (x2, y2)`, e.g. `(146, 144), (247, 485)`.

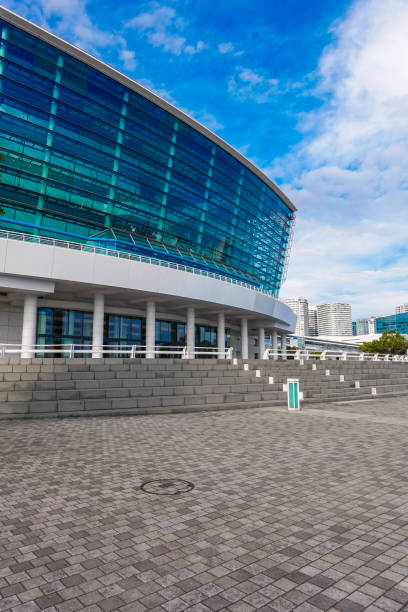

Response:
(140, 479), (194, 495)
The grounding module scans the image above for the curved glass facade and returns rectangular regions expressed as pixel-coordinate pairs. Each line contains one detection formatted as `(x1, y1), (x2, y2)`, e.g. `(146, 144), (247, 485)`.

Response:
(0, 15), (295, 294)
(36, 307), (230, 357)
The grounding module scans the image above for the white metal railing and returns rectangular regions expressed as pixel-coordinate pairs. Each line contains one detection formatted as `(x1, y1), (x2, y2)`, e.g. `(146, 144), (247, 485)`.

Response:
(3, 341), (405, 362)
(183, 346), (233, 359)
(262, 348), (325, 360)
(321, 350), (361, 360)
(0, 343), (233, 359)
(262, 348), (408, 362)
(318, 350), (408, 361)
(0, 228), (284, 300)
(262, 348), (297, 360)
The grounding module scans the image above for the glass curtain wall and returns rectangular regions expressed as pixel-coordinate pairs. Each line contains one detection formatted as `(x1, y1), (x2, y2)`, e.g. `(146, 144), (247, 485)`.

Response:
(0, 17), (294, 294)
(37, 309), (144, 357)
(36, 308), (230, 357)
(375, 314), (408, 335)
(105, 313), (143, 357)
(37, 307), (93, 356)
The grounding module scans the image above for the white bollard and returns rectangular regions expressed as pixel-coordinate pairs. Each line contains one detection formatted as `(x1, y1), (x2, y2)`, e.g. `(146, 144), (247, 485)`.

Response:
(355, 381), (360, 388)
(300, 359), (304, 366)
(312, 363), (317, 371)
(233, 358), (238, 365)
(340, 375), (345, 382)
(243, 363), (249, 371)
(268, 376), (274, 385)
(371, 387), (377, 395)
(255, 369), (261, 377)
(325, 369), (330, 376)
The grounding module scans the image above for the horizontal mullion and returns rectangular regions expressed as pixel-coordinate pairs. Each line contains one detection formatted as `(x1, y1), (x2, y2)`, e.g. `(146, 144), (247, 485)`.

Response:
(0, 77), (290, 228)
(1, 56), (291, 217)
(2, 28), (292, 211)
(0, 176), (278, 275)
(0, 130), (289, 251)
(0, 153), (286, 261)
(3, 197), (260, 280)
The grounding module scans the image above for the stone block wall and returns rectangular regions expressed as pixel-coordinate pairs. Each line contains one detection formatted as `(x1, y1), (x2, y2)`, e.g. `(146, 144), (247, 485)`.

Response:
(0, 302), (23, 345)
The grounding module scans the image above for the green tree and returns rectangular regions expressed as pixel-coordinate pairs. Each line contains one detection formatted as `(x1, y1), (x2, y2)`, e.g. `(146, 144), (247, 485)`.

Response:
(359, 330), (408, 355)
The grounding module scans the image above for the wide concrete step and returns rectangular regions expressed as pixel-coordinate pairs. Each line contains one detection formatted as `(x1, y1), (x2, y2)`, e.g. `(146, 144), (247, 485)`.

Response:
(266, 376), (408, 387)
(257, 364), (406, 374)
(3, 373), (407, 399)
(326, 382), (408, 395)
(0, 395), (288, 419)
(25, 385), (406, 420)
(3, 379), (376, 398)
(2, 357), (408, 419)
(1, 365), (408, 382)
(3, 369), (406, 387)
(1, 385), (287, 404)
(2, 357), (408, 369)
(0, 362), (239, 372)
(0, 370), (258, 383)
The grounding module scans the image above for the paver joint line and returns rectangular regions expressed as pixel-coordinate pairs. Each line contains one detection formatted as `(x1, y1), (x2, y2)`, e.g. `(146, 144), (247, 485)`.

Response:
(1, 396), (408, 611)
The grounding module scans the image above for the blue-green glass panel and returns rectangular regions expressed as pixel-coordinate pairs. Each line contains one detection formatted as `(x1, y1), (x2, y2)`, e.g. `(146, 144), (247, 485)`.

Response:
(0, 16), (294, 292)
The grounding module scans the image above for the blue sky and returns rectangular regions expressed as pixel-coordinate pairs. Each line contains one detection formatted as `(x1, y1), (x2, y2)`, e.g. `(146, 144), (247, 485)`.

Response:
(3, 0), (408, 318)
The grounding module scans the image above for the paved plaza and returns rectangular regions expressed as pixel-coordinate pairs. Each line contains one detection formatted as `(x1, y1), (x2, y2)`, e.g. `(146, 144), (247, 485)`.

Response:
(1, 399), (408, 612)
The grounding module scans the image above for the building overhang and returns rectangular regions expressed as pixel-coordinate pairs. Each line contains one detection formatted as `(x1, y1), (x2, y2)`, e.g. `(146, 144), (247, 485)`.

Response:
(0, 274), (54, 294)
(0, 237), (296, 333)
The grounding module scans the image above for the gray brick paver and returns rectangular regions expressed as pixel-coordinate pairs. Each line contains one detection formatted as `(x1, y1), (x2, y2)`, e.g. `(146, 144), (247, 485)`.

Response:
(10, 603), (40, 612)
(2, 397), (408, 611)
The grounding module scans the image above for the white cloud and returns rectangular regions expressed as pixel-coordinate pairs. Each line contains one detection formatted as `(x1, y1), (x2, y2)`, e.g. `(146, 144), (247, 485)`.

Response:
(218, 41), (234, 54)
(304, 0), (408, 163)
(278, 0), (408, 318)
(237, 143), (250, 156)
(180, 108), (223, 133)
(184, 40), (207, 55)
(119, 48), (137, 71)
(228, 67), (279, 103)
(280, 216), (408, 317)
(136, 77), (175, 103)
(127, 5), (207, 56)
(135, 79), (223, 132)
(3, 0), (136, 71)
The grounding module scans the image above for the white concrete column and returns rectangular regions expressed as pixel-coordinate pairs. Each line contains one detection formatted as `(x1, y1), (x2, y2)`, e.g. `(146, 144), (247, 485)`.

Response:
(241, 318), (248, 360)
(258, 327), (265, 359)
(21, 294), (38, 358)
(186, 307), (195, 359)
(272, 329), (278, 360)
(92, 293), (104, 358)
(281, 333), (287, 360)
(146, 301), (156, 359)
(217, 313), (225, 359)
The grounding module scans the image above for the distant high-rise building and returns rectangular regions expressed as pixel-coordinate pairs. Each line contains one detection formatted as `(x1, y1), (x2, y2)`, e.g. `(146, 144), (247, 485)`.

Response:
(316, 303), (353, 336)
(308, 306), (318, 337)
(356, 318), (369, 335)
(352, 321), (357, 336)
(395, 303), (408, 314)
(282, 297), (309, 337)
(375, 313), (408, 335)
(368, 316), (377, 334)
